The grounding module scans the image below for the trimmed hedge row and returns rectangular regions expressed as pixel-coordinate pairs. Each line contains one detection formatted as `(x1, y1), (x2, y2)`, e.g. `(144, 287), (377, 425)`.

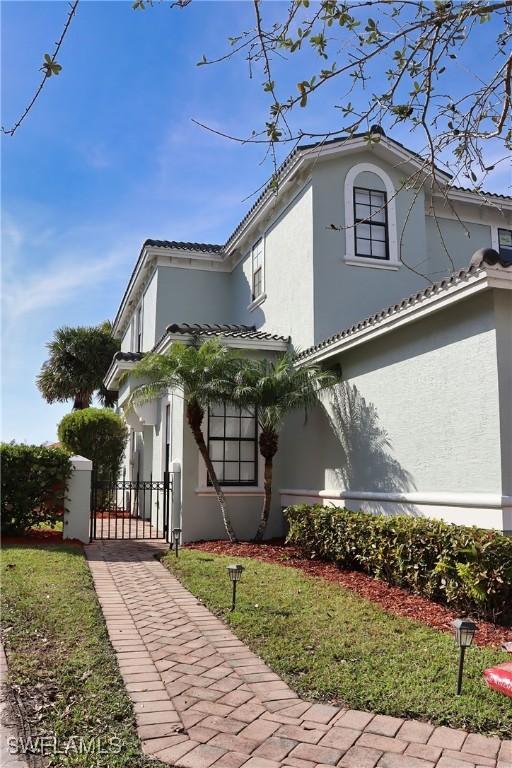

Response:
(284, 504), (512, 624)
(1, 443), (72, 535)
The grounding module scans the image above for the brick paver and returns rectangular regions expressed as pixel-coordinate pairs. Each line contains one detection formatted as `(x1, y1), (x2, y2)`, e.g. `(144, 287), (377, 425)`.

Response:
(0, 643), (29, 768)
(85, 541), (511, 768)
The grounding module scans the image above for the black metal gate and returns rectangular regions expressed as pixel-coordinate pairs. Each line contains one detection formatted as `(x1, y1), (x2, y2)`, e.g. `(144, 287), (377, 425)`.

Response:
(90, 471), (172, 541)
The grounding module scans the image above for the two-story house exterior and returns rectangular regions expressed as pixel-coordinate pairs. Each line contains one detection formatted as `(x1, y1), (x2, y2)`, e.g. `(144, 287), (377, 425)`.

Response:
(104, 129), (512, 540)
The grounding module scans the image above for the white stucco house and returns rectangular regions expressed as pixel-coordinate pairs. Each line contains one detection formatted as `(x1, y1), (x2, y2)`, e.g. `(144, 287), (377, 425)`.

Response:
(104, 128), (512, 540)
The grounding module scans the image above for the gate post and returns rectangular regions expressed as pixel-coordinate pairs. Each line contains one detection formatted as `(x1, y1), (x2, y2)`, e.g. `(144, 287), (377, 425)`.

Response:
(170, 459), (181, 544)
(64, 455), (93, 543)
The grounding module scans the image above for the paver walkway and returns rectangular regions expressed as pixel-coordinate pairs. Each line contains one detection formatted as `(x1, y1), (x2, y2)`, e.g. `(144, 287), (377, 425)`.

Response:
(0, 644), (29, 768)
(85, 541), (511, 768)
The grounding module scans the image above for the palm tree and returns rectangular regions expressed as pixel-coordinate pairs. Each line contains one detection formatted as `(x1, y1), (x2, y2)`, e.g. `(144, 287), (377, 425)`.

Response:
(37, 322), (120, 410)
(129, 339), (240, 542)
(232, 353), (337, 542)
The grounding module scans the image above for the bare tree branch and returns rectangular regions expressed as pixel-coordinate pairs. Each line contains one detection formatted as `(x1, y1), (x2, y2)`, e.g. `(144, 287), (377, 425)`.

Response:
(2, 0), (79, 137)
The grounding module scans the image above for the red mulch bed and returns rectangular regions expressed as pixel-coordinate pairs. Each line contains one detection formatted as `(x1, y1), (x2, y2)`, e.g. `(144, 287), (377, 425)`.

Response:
(186, 540), (512, 649)
(2, 529), (82, 548)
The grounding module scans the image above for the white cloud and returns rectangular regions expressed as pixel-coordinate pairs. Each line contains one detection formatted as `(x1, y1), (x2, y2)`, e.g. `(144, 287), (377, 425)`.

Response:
(0, 212), (143, 443)
(3, 247), (126, 322)
(1, 213), (139, 324)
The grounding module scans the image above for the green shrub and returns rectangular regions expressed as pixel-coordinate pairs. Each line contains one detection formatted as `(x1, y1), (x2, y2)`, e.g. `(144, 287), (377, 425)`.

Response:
(58, 408), (128, 480)
(1, 443), (72, 535)
(285, 505), (512, 624)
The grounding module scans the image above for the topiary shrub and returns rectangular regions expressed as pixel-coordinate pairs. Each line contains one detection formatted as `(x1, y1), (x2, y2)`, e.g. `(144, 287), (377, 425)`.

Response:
(58, 408), (128, 480)
(285, 504), (512, 624)
(1, 443), (72, 535)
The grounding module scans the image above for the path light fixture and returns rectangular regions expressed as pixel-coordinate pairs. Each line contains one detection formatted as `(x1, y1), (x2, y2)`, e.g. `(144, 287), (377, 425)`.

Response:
(227, 564), (244, 611)
(452, 618), (477, 695)
(172, 527), (182, 557)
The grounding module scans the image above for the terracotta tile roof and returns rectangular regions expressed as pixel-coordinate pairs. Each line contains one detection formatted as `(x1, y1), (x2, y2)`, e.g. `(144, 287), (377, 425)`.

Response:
(108, 327), (289, 379)
(296, 251), (511, 362)
(144, 239), (223, 254)
(166, 322), (289, 342)
(113, 136), (510, 334)
(223, 134), (511, 251)
(449, 186), (512, 201)
(113, 351), (144, 362)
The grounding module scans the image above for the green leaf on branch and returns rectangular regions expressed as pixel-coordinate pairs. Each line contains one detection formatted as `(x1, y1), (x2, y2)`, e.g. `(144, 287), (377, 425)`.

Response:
(42, 53), (62, 77)
(391, 104), (413, 120)
(297, 81), (309, 108)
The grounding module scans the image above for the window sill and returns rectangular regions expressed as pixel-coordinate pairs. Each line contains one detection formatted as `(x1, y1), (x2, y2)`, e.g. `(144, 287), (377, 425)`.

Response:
(247, 292), (267, 312)
(196, 486), (264, 497)
(344, 256), (400, 271)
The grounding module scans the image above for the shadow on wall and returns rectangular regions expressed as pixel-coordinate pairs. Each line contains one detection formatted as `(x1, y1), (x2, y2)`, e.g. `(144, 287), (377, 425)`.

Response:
(326, 382), (417, 516)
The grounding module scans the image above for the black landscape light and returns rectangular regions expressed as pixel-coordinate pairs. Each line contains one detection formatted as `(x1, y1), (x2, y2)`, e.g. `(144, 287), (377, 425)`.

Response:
(452, 618), (477, 695)
(227, 564), (244, 611)
(172, 527), (182, 557)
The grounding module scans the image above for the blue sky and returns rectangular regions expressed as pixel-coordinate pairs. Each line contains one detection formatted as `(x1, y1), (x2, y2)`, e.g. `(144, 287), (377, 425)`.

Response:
(2, 1), (510, 444)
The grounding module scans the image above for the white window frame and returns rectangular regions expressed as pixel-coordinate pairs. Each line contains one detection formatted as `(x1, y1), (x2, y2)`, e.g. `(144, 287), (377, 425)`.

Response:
(248, 238), (266, 310)
(135, 302), (143, 352)
(130, 317), (135, 352)
(343, 162), (399, 270)
(196, 406), (264, 495)
(493, 225), (512, 257)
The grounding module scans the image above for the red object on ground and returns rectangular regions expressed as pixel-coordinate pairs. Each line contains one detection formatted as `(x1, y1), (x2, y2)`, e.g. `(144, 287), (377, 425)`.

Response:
(187, 540), (512, 649)
(484, 663), (512, 697)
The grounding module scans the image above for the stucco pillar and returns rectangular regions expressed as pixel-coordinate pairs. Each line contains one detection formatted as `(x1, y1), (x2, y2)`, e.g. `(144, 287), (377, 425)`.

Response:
(63, 455), (92, 543)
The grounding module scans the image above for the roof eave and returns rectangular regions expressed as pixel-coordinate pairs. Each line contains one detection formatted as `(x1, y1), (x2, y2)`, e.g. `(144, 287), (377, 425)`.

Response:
(104, 359), (138, 391)
(297, 264), (511, 366)
(432, 187), (512, 210)
(223, 135), (455, 256)
(155, 332), (289, 355)
(112, 244), (228, 338)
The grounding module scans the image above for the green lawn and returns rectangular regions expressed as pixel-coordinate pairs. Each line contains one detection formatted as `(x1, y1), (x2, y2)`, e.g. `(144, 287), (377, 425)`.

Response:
(164, 548), (512, 737)
(1, 544), (165, 768)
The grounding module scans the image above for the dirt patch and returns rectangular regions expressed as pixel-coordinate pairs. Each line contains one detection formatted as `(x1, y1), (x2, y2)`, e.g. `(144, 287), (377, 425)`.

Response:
(186, 540), (512, 649)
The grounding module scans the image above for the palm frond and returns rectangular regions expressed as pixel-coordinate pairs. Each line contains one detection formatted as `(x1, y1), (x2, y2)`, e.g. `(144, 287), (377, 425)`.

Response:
(230, 352), (338, 431)
(129, 339), (241, 410)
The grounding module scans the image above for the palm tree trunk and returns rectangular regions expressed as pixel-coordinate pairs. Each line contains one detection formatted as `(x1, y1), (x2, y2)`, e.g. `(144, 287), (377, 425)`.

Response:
(254, 429), (278, 542)
(186, 401), (238, 543)
(73, 390), (92, 410)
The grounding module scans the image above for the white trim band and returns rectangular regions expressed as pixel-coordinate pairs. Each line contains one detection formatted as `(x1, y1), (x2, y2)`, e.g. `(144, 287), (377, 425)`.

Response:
(280, 488), (512, 509)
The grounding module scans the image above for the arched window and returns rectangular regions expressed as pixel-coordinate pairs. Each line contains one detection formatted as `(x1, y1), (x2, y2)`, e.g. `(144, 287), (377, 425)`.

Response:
(343, 162), (399, 268)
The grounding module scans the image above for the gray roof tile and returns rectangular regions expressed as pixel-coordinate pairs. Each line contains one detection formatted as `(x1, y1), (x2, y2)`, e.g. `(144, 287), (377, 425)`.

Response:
(296, 252), (511, 362)
(144, 239), (223, 253)
(165, 322), (289, 342)
(113, 351), (144, 362)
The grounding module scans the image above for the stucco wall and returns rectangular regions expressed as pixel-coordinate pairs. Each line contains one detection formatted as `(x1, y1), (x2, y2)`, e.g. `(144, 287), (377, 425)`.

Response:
(142, 269), (158, 351)
(425, 216), (491, 276)
(279, 290), (504, 527)
(494, 290), (512, 500)
(179, 413), (284, 543)
(231, 184), (315, 348)
(120, 325), (131, 353)
(155, 265), (232, 341)
(309, 151), (496, 346)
